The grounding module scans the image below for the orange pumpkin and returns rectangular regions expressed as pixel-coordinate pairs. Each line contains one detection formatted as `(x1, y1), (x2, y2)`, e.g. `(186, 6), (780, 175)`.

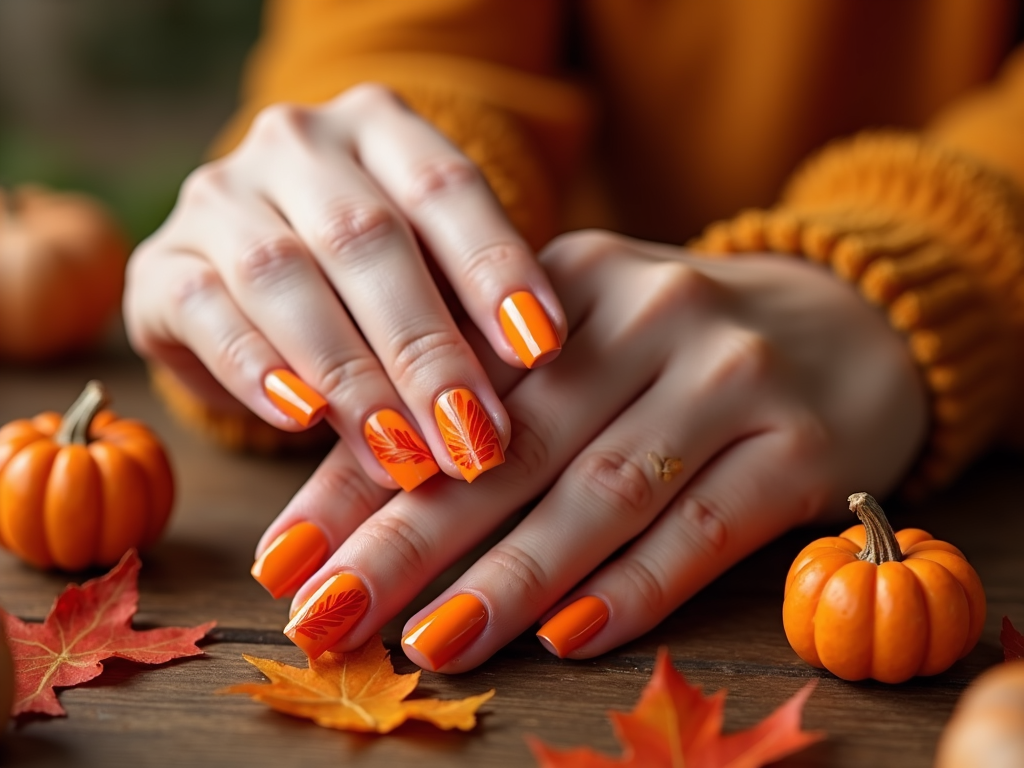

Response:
(783, 492), (985, 683)
(0, 381), (174, 570)
(935, 661), (1024, 768)
(0, 616), (11, 735)
(0, 185), (127, 362)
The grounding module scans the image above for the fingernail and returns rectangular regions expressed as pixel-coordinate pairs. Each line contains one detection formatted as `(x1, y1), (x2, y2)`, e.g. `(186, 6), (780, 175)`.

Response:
(264, 369), (327, 427)
(251, 521), (330, 599)
(499, 291), (561, 368)
(434, 388), (504, 483)
(364, 409), (440, 492)
(536, 596), (608, 658)
(402, 593), (487, 670)
(283, 573), (370, 660)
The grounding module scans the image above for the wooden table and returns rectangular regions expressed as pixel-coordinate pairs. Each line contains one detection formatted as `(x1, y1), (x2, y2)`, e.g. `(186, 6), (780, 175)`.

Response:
(1, 339), (1020, 767)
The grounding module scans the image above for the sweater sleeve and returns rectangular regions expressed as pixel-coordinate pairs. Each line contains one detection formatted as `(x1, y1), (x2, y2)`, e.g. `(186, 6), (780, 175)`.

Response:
(210, 0), (592, 250)
(690, 48), (1024, 495)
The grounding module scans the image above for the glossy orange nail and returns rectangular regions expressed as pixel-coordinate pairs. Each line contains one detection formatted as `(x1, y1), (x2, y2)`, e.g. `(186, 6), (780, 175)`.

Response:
(264, 369), (327, 427)
(434, 388), (504, 482)
(499, 291), (561, 368)
(402, 593), (488, 670)
(536, 596), (609, 658)
(251, 521), (329, 599)
(283, 573), (370, 660)
(364, 409), (440, 492)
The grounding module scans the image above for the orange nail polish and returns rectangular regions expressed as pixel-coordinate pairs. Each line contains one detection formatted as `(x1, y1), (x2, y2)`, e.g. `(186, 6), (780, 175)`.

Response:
(284, 573), (369, 660)
(499, 291), (561, 368)
(434, 388), (504, 483)
(402, 593), (488, 670)
(264, 369), (327, 427)
(536, 596), (608, 658)
(364, 409), (440, 492)
(251, 522), (329, 599)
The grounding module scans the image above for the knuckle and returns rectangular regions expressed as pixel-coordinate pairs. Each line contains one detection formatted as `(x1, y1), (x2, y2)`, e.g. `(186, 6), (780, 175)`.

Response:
(178, 161), (230, 207)
(360, 513), (432, 582)
(460, 242), (527, 293)
(335, 82), (399, 114)
(483, 544), (549, 606)
(402, 156), (480, 209)
(781, 411), (831, 467)
(642, 261), (719, 315)
(618, 556), (669, 617)
(234, 237), (308, 288)
(540, 229), (626, 274)
(672, 497), (730, 558)
(170, 265), (223, 314)
(388, 328), (467, 386)
(313, 353), (382, 406)
(700, 329), (775, 393)
(576, 450), (653, 523)
(248, 102), (309, 143)
(316, 202), (397, 263)
(502, 413), (553, 479)
(218, 326), (266, 377)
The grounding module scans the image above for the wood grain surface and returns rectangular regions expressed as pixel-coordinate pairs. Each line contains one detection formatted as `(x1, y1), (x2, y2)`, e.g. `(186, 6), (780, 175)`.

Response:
(0, 341), (1020, 767)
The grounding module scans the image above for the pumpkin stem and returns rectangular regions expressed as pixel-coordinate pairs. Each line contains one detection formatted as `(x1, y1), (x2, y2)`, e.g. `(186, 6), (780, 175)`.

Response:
(848, 492), (903, 564)
(55, 381), (109, 446)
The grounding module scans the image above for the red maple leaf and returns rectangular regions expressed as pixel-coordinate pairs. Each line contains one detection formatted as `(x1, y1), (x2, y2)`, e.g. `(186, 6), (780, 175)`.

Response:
(1001, 616), (1024, 662)
(3, 549), (215, 717)
(528, 648), (824, 768)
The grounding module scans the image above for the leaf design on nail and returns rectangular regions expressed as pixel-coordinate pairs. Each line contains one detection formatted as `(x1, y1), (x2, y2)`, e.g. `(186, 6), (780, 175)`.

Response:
(437, 391), (499, 470)
(367, 426), (434, 465)
(295, 589), (368, 640)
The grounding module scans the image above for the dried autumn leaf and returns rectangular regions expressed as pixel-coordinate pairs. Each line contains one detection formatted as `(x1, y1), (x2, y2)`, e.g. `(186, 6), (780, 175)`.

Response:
(220, 634), (494, 733)
(1001, 616), (1024, 662)
(366, 426), (434, 465)
(436, 390), (498, 470)
(4, 549), (215, 717)
(528, 648), (823, 768)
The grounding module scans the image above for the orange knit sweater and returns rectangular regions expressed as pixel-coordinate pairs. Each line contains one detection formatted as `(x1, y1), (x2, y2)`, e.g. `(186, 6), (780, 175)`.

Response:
(165, 0), (1024, 492)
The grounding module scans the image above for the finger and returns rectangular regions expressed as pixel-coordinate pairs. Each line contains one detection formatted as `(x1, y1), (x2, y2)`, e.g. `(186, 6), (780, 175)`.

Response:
(124, 248), (306, 431)
(239, 102), (508, 483)
(250, 438), (397, 599)
(540, 424), (827, 659)
(399, 342), (767, 672)
(342, 86), (566, 369)
(172, 178), (440, 492)
(280, 307), (668, 660)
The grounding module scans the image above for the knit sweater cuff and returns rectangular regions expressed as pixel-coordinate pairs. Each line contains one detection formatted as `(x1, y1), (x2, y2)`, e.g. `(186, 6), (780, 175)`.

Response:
(690, 132), (1024, 495)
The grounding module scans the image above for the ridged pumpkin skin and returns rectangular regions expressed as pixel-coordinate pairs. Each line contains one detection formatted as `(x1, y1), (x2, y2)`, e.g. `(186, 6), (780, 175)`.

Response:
(935, 661), (1024, 768)
(0, 382), (174, 571)
(783, 494), (985, 684)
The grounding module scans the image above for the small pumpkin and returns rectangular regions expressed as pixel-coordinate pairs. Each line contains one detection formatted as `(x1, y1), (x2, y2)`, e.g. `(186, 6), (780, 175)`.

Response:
(934, 661), (1024, 768)
(783, 492), (985, 683)
(0, 381), (174, 570)
(0, 185), (128, 362)
(0, 615), (11, 734)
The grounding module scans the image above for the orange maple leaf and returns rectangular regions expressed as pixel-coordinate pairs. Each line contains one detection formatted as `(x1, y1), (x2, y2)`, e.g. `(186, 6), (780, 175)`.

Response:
(4, 550), (215, 717)
(528, 648), (824, 768)
(220, 634), (494, 733)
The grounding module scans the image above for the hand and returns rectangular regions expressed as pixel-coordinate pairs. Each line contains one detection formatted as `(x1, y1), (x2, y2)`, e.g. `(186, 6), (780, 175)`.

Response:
(255, 230), (928, 670)
(123, 84), (566, 490)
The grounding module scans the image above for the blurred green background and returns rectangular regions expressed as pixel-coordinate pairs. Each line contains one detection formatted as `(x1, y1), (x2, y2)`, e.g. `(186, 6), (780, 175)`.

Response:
(0, 0), (262, 244)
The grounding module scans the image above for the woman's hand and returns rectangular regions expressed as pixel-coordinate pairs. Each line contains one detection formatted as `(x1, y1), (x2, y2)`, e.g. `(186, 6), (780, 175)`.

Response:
(123, 84), (566, 490)
(254, 230), (928, 669)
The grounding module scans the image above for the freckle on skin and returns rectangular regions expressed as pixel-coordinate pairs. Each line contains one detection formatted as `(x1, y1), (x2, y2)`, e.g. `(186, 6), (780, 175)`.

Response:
(684, 500), (727, 550)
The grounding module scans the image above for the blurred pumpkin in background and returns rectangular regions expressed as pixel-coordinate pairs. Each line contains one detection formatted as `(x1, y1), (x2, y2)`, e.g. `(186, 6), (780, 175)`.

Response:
(0, 185), (128, 362)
